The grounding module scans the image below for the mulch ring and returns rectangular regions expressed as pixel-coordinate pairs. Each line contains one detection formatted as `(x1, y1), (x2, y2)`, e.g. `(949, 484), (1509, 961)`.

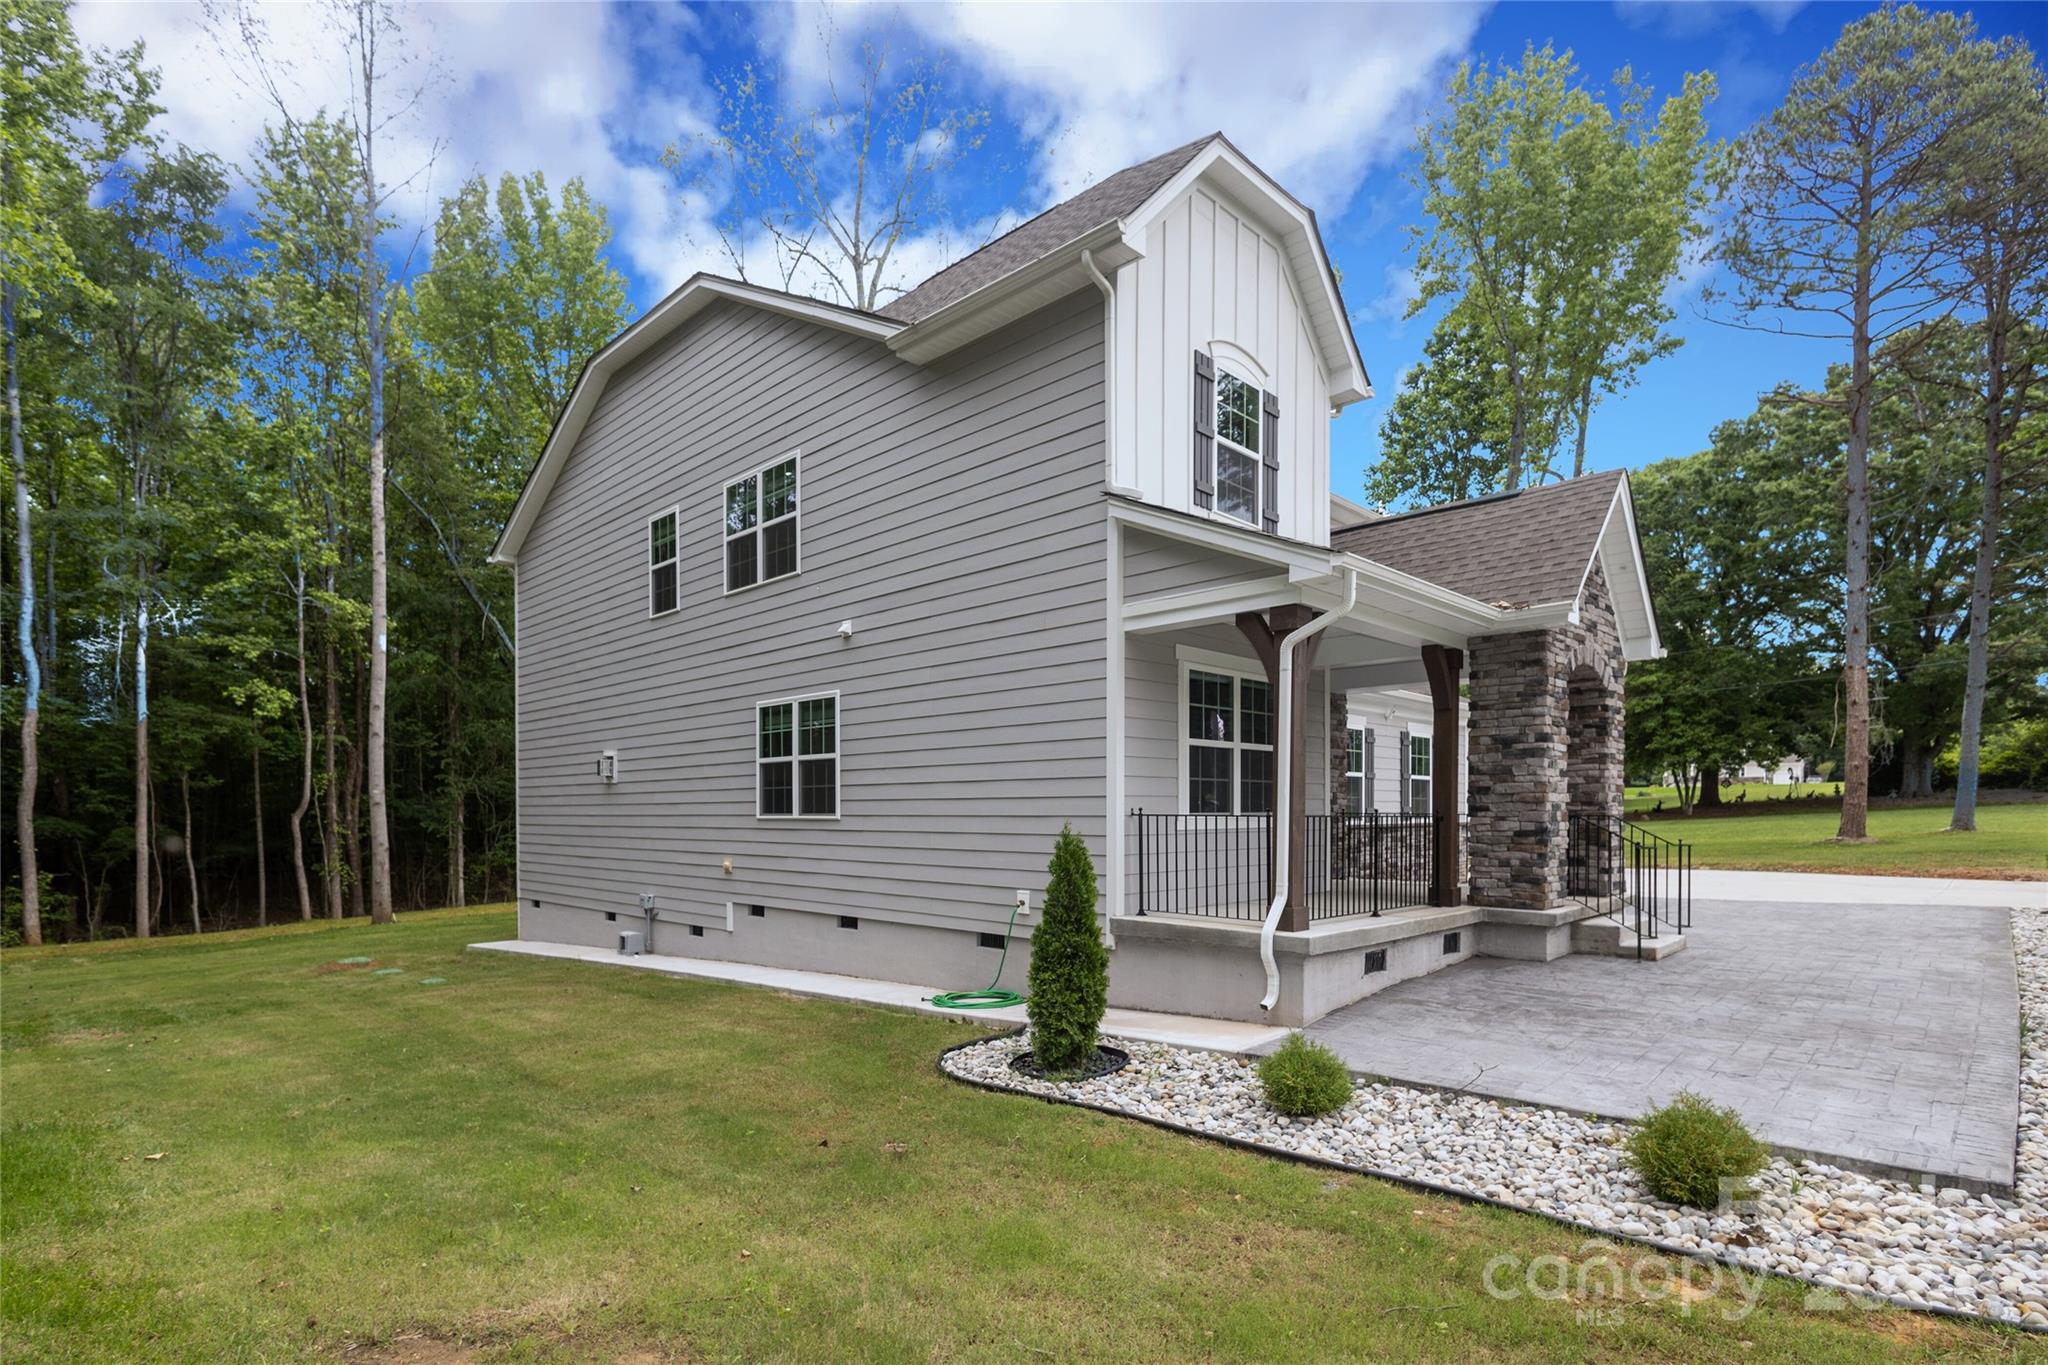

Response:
(1008, 1044), (1130, 1082)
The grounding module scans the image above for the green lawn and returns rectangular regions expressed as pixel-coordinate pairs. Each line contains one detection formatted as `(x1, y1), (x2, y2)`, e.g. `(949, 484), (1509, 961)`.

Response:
(1, 909), (2034, 1362)
(1638, 801), (2046, 879)
(1624, 782), (1840, 814)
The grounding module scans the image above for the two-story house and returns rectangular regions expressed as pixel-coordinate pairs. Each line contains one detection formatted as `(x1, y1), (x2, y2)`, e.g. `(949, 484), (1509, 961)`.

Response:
(489, 134), (1673, 1027)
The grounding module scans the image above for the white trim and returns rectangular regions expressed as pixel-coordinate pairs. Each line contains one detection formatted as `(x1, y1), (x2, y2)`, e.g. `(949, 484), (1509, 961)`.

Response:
(722, 450), (803, 596)
(1176, 653), (1276, 817)
(1121, 138), (1369, 406)
(1106, 517), (1126, 924)
(1210, 360), (1264, 530)
(755, 689), (842, 820)
(1123, 577), (1298, 634)
(886, 219), (1144, 364)
(646, 505), (681, 618)
(492, 276), (896, 566)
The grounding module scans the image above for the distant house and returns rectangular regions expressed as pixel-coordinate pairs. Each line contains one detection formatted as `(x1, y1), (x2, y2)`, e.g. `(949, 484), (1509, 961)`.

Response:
(1737, 757), (1817, 786)
(490, 134), (1669, 1027)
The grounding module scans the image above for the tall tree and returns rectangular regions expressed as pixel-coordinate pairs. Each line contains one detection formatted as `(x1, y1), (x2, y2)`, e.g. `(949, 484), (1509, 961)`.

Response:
(663, 18), (989, 309)
(1941, 36), (2048, 831)
(1404, 44), (1720, 491)
(74, 146), (233, 938)
(1714, 3), (1985, 841)
(1366, 306), (1521, 509)
(0, 5), (147, 944)
(217, 0), (441, 924)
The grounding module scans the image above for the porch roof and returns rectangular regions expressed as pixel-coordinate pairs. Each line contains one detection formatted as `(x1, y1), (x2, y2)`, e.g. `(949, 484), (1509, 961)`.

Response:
(1331, 472), (1661, 658)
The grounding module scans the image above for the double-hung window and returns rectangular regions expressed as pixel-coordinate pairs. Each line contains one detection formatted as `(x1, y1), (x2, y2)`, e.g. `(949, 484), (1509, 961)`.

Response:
(1409, 733), (1433, 813)
(1212, 369), (1263, 528)
(1184, 665), (1274, 814)
(1345, 728), (1366, 812)
(648, 508), (679, 616)
(725, 454), (800, 593)
(758, 692), (838, 818)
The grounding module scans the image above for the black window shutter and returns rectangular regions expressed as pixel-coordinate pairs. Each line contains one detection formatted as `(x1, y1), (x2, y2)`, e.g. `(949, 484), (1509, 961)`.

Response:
(1192, 351), (1215, 510)
(1260, 388), (1281, 535)
(1398, 730), (1412, 813)
(1363, 728), (1376, 813)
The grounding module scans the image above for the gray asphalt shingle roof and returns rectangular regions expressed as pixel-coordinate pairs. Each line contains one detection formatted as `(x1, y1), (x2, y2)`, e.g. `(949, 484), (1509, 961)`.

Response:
(879, 135), (1218, 323)
(1330, 470), (1625, 609)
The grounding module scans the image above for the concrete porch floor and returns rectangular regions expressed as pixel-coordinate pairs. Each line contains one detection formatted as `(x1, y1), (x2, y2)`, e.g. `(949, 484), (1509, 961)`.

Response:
(1291, 898), (2024, 1190)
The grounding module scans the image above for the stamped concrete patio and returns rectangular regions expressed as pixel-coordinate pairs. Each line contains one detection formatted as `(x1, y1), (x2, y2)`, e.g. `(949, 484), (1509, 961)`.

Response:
(1299, 897), (2026, 1190)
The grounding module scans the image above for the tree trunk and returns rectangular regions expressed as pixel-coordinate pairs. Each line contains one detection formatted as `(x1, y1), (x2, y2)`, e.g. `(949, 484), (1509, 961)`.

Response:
(1697, 766), (1723, 809)
(253, 739), (267, 926)
(182, 772), (200, 935)
(1898, 736), (1931, 799)
(447, 642), (465, 908)
(322, 634), (343, 919)
(1952, 290), (2008, 832)
(1572, 377), (1592, 480)
(6, 282), (41, 945)
(363, 102), (395, 927)
(290, 569), (315, 920)
(1837, 190), (1875, 843)
(345, 659), (364, 919)
(133, 632), (150, 939)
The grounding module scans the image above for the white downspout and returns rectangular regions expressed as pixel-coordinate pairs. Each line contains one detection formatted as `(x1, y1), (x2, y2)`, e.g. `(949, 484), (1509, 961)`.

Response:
(1080, 249), (1119, 488)
(1260, 569), (1359, 1014)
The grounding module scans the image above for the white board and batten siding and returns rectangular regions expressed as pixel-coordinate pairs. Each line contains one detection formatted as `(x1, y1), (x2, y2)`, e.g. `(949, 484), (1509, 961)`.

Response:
(514, 291), (1110, 938)
(1111, 183), (1335, 546)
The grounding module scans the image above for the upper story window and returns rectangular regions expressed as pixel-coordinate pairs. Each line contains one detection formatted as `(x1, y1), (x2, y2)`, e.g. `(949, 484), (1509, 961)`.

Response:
(648, 508), (679, 616)
(1213, 370), (1262, 527)
(1184, 663), (1274, 815)
(725, 454), (800, 593)
(758, 691), (838, 818)
(1194, 350), (1279, 536)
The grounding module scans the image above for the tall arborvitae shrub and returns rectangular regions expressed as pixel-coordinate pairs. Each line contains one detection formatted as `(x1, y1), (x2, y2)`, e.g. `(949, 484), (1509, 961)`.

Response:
(1026, 824), (1108, 1072)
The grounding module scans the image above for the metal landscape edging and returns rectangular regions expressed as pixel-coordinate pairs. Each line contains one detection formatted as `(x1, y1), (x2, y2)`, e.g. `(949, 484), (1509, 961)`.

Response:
(934, 1028), (2037, 1335)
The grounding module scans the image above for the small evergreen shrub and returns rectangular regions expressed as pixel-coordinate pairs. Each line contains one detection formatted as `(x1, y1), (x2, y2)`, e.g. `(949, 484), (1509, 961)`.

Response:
(1258, 1034), (1354, 1117)
(1025, 824), (1108, 1074)
(1626, 1090), (1769, 1208)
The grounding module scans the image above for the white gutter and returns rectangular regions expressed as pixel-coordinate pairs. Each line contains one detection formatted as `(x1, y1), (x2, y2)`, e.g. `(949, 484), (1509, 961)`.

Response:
(1259, 568), (1359, 1014)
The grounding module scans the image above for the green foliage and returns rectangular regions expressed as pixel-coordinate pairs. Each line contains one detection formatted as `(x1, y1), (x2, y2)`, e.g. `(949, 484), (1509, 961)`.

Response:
(1257, 1034), (1354, 1117)
(1627, 1090), (1769, 1208)
(1940, 719), (2048, 791)
(1392, 43), (1721, 500)
(1366, 306), (1522, 510)
(1025, 824), (1107, 1074)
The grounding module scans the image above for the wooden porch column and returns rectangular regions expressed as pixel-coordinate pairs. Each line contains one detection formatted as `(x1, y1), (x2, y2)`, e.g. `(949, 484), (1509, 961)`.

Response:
(1236, 607), (1322, 932)
(1421, 643), (1464, 908)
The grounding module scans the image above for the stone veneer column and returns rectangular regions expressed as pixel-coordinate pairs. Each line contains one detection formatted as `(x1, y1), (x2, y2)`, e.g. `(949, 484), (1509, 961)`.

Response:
(1466, 627), (1571, 909)
(1466, 565), (1629, 910)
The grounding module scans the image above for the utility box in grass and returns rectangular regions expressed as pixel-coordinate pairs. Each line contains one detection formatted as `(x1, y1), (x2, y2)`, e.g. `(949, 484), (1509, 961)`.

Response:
(618, 930), (645, 956)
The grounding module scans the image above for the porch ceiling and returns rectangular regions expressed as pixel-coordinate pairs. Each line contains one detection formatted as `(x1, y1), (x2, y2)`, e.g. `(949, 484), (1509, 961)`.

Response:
(1121, 577), (1478, 653)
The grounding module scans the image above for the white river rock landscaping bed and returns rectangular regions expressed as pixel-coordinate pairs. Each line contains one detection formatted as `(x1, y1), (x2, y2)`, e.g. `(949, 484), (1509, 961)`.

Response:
(941, 907), (2048, 1328)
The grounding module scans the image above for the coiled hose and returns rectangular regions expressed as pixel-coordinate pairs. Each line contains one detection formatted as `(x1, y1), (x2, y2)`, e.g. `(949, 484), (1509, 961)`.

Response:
(928, 901), (1026, 1009)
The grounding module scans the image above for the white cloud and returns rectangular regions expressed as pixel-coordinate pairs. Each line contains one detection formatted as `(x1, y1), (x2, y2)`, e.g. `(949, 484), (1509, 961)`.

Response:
(887, 1), (1487, 216)
(1364, 264), (1421, 324)
(71, 0), (717, 297)
(1613, 1), (1806, 38)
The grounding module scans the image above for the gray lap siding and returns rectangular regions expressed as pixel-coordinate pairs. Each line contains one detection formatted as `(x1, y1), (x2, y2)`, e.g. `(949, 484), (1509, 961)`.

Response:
(515, 291), (1109, 940)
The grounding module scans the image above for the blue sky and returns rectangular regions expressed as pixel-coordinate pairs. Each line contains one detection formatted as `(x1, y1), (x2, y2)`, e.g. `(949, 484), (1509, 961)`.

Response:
(81, 0), (2046, 501)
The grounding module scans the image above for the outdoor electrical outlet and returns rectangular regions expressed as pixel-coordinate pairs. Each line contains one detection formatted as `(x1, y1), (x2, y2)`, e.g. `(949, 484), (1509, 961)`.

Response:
(639, 893), (655, 910)
(1014, 890), (1031, 916)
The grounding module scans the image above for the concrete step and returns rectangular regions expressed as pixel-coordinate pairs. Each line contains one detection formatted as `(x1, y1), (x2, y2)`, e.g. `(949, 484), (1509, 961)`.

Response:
(1569, 915), (1688, 960)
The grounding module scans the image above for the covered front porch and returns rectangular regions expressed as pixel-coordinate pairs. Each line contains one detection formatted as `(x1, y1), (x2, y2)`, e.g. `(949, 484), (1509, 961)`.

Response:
(1103, 477), (1668, 1027)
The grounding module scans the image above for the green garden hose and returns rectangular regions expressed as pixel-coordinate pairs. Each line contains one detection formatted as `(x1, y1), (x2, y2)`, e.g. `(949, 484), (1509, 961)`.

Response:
(928, 902), (1026, 1010)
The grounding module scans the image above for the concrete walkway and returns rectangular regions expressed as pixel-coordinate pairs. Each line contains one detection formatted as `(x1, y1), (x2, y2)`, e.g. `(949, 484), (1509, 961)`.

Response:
(468, 939), (1292, 1053)
(1299, 898), (2022, 1189)
(1692, 868), (2044, 908)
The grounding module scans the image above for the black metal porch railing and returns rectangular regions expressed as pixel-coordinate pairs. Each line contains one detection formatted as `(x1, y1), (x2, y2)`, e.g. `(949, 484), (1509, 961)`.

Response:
(1304, 812), (1437, 919)
(1127, 810), (1437, 921)
(1564, 809), (1693, 958)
